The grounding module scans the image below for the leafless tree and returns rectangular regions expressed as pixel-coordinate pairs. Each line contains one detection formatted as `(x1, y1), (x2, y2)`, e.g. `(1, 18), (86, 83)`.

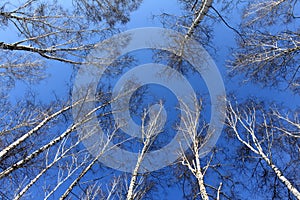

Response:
(126, 102), (165, 200)
(0, 0), (142, 63)
(1, 0), (299, 199)
(226, 99), (300, 199)
(230, 0), (300, 93)
(178, 98), (211, 200)
(0, 1), (143, 199)
(0, 0), (142, 93)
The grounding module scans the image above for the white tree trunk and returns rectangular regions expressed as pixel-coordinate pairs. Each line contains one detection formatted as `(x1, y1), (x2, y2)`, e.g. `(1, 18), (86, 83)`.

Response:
(186, 0), (213, 38)
(261, 152), (300, 199)
(0, 105), (72, 159)
(195, 150), (209, 200)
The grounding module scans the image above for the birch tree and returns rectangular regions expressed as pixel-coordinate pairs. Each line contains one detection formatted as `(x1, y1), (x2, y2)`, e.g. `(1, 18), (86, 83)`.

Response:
(226, 100), (300, 199)
(230, 0), (300, 93)
(0, 0), (142, 63)
(0, 0), (142, 93)
(2, 0), (299, 199)
(126, 102), (165, 200)
(179, 98), (211, 200)
(0, 1), (143, 199)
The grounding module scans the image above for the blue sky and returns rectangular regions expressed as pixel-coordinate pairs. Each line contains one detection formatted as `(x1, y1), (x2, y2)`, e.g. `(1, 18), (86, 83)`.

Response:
(1, 0), (299, 199)
(4, 0), (298, 108)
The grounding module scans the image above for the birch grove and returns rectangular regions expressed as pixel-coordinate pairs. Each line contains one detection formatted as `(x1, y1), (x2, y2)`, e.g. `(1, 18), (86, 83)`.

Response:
(0, 0), (299, 199)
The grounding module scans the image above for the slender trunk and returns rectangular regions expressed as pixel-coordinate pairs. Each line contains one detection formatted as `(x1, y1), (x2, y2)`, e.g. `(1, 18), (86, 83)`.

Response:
(14, 139), (82, 200)
(59, 154), (100, 200)
(59, 125), (116, 200)
(0, 105), (73, 159)
(0, 123), (79, 179)
(186, 0), (213, 38)
(195, 148), (209, 200)
(260, 152), (300, 200)
(0, 102), (107, 180)
(126, 139), (149, 200)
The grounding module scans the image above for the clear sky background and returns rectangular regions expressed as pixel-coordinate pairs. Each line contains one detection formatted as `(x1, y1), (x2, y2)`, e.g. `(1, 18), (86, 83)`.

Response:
(1, 0), (299, 199)
(4, 0), (299, 106)
(4, 0), (298, 108)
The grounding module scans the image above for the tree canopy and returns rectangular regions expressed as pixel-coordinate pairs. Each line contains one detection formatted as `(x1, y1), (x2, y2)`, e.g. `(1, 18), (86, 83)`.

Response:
(0, 0), (299, 199)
